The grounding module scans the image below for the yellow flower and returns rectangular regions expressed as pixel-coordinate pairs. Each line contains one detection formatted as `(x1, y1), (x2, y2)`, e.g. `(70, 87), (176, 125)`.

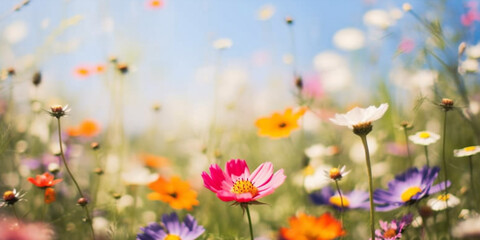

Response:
(255, 107), (307, 139)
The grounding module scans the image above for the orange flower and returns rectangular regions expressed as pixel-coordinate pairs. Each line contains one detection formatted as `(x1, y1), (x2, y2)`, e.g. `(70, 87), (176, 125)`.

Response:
(66, 127), (81, 137)
(95, 64), (105, 73)
(147, 176), (199, 210)
(28, 172), (62, 189)
(74, 65), (91, 78)
(280, 213), (345, 240)
(255, 107), (307, 139)
(44, 188), (56, 204)
(78, 119), (100, 137)
(140, 153), (170, 168)
(67, 119), (100, 137)
(147, 0), (164, 9)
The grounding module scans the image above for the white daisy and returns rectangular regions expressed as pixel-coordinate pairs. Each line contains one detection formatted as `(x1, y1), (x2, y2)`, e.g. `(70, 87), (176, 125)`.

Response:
(427, 194), (460, 211)
(121, 167), (158, 186)
(329, 103), (389, 129)
(452, 215), (480, 238)
(408, 131), (440, 146)
(324, 166), (350, 181)
(454, 146), (480, 157)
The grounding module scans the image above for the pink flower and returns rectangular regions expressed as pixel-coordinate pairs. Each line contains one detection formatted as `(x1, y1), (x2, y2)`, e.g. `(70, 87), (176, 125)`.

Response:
(302, 74), (324, 99)
(201, 159), (286, 203)
(398, 38), (415, 53)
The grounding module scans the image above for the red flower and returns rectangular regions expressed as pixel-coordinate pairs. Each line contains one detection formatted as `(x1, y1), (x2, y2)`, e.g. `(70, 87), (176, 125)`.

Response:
(28, 172), (62, 188)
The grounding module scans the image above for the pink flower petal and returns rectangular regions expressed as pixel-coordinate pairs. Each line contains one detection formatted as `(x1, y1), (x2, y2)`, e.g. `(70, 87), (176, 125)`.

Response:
(216, 190), (236, 202)
(235, 193), (254, 202)
(250, 162), (273, 187)
(226, 159), (250, 180)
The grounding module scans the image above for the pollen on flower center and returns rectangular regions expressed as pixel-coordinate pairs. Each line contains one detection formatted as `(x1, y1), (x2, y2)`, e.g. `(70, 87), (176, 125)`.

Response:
(278, 122), (287, 128)
(231, 179), (258, 196)
(329, 168), (341, 180)
(383, 228), (397, 238)
(419, 132), (430, 139)
(464, 146), (476, 152)
(3, 191), (15, 202)
(437, 194), (450, 201)
(329, 196), (350, 207)
(401, 186), (422, 202)
(164, 234), (181, 240)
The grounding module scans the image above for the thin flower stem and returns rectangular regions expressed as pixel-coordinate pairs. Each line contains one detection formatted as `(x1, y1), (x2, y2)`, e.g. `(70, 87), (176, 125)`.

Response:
(403, 127), (412, 166)
(424, 146), (430, 167)
(11, 205), (19, 222)
(440, 110), (451, 239)
(334, 180), (344, 231)
(245, 205), (254, 240)
(56, 117), (96, 240)
(360, 135), (375, 240)
(469, 156), (478, 209)
(131, 185), (138, 235)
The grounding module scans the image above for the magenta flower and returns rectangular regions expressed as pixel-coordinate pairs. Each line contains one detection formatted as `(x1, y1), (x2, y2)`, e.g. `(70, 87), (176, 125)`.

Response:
(373, 214), (413, 240)
(201, 159), (286, 203)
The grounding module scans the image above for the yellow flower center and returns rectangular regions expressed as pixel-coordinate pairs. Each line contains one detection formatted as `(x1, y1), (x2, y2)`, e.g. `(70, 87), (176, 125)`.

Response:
(383, 228), (397, 238)
(329, 196), (350, 207)
(419, 132), (430, 139)
(3, 191), (15, 201)
(329, 168), (341, 180)
(164, 234), (181, 240)
(464, 146), (477, 152)
(437, 194), (450, 201)
(231, 180), (258, 196)
(401, 186), (422, 202)
(278, 122), (287, 128)
(302, 165), (315, 176)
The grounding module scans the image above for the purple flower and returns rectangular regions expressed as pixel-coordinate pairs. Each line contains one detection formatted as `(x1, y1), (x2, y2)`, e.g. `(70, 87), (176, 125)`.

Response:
(374, 166), (450, 211)
(310, 186), (370, 210)
(373, 214), (413, 240)
(137, 213), (204, 240)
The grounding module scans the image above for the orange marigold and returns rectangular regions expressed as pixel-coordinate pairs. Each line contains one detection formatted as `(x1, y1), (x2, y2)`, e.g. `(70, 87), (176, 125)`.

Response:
(280, 213), (345, 240)
(255, 107), (307, 139)
(67, 119), (100, 137)
(147, 176), (199, 210)
(140, 154), (170, 168)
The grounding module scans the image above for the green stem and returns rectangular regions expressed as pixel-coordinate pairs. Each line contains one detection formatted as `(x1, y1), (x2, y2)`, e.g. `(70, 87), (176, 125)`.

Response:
(12, 205), (19, 222)
(360, 135), (375, 240)
(403, 127), (412, 167)
(424, 146), (430, 167)
(245, 205), (254, 240)
(131, 185), (138, 235)
(56, 117), (95, 240)
(469, 156), (478, 210)
(440, 110), (451, 239)
(334, 180), (344, 231)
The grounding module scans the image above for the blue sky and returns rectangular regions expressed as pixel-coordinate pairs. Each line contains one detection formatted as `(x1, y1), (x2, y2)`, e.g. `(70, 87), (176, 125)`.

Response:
(0, 0), (472, 133)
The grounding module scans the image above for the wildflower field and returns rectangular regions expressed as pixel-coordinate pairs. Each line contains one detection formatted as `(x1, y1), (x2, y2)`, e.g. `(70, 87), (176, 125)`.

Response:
(1, 1), (480, 239)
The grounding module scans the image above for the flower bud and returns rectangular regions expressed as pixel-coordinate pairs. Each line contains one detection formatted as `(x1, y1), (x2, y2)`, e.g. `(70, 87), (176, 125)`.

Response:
(77, 197), (89, 207)
(441, 98), (454, 111)
(32, 71), (42, 86)
(285, 16), (294, 25)
(90, 142), (100, 150)
(402, 3), (412, 12)
(93, 168), (104, 175)
(116, 63), (129, 74)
